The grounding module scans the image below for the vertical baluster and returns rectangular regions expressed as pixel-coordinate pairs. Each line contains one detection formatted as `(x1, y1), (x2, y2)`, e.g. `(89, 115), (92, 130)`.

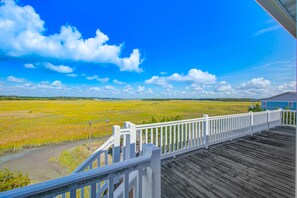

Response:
(137, 169), (143, 198)
(214, 119), (217, 141)
(156, 127), (159, 147)
(185, 123), (188, 148)
(80, 187), (84, 198)
(140, 129), (143, 154)
(108, 176), (114, 198)
(160, 127), (163, 154)
(123, 135), (126, 160)
(227, 118), (229, 138)
(124, 172), (129, 198)
(91, 183), (96, 198)
(180, 123), (184, 149)
(193, 122), (198, 146)
(177, 124), (180, 150)
(218, 119), (221, 141)
(169, 125), (172, 152)
(70, 190), (76, 198)
(97, 156), (100, 168)
(192, 122), (195, 146)
(172, 125), (176, 151)
(150, 128), (153, 144)
(188, 123), (191, 147)
(165, 126), (167, 154)
(199, 121), (202, 144)
(104, 151), (108, 165)
(145, 128), (148, 143)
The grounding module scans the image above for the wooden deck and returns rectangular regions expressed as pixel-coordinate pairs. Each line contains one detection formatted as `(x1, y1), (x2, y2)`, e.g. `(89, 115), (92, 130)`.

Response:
(161, 126), (295, 198)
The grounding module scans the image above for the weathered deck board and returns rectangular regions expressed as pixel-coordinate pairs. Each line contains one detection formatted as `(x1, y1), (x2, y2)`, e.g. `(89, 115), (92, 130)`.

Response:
(161, 126), (295, 198)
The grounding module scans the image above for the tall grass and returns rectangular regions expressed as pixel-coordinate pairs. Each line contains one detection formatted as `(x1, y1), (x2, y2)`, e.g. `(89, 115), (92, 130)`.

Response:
(0, 100), (254, 153)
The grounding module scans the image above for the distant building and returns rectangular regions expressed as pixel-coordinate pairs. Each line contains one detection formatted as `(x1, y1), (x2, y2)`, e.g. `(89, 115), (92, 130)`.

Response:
(261, 92), (296, 110)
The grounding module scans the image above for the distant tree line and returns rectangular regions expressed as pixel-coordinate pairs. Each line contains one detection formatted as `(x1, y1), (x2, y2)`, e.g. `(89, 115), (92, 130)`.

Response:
(0, 95), (259, 102)
(0, 96), (121, 100)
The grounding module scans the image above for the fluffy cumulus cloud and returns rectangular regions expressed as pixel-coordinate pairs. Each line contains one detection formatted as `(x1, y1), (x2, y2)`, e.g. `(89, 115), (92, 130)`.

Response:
(43, 62), (73, 73)
(137, 85), (145, 93)
(86, 75), (109, 83)
(145, 68), (216, 88)
(236, 77), (296, 97)
(0, 0), (143, 72)
(37, 80), (63, 89)
(237, 77), (271, 95)
(215, 81), (233, 93)
(113, 79), (125, 84)
(7, 76), (26, 83)
(275, 81), (296, 93)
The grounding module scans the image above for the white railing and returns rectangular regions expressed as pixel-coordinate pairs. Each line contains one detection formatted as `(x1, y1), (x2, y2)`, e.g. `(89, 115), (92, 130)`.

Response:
(0, 144), (161, 198)
(134, 109), (285, 159)
(1, 109), (294, 198)
(282, 110), (296, 127)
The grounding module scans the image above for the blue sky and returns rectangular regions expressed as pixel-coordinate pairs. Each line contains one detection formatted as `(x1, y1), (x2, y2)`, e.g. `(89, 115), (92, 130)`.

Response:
(0, 0), (295, 98)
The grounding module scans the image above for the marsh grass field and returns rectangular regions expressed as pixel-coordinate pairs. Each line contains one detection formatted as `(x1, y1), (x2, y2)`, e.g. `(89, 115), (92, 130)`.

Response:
(0, 100), (254, 154)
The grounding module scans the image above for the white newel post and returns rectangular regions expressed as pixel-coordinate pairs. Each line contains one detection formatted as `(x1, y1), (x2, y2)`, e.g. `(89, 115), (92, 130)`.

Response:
(279, 108), (283, 126)
(203, 114), (209, 149)
(127, 121), (136, 159)
(124, 122), (131, 160)
(112, 125), (121, 163)
(250, 111), (253, 135)
(267, 110), (270, 130)
(142, 144), (161, 198)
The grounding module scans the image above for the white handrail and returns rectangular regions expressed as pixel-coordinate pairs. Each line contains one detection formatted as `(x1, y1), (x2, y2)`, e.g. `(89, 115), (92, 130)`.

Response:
(0, 144), (161, 198)
(73, 136), (114, 173)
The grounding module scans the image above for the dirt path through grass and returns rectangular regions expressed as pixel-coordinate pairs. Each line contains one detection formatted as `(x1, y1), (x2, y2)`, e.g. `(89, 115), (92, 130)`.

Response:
(0, 140), (88, 184)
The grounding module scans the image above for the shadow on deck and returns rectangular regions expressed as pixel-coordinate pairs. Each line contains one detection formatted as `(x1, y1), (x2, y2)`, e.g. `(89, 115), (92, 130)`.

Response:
(161, 126), (295, 198)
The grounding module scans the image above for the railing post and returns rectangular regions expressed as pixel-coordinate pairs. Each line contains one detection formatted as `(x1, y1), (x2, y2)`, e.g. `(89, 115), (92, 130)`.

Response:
(124, 122), (131, 160)
(142, 144), (161, 198)
(126, 121), (136, 159)
(267, 110), (270, 130)
(112, 125), (121, 163)
(249, 111), (253, 135)
(279, 108), (283, 126)
(203, 114), (209, 149)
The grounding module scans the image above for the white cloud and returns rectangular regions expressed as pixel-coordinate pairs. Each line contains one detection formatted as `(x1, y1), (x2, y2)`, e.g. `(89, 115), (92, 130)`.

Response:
(89, 87), (101, 91)
(104, 85), (116, 91)
(123, 85), (133, 93)
(145, 76), (172, 88)
(52, 80), (62, 87)
(190, 84), (204, 91)
(215, 81), (233, 92)
(36, 80), (63, 89)
(67, 73), (78, 77)
(113, 79), (125, 84)
(44, 62), (73, 73)
(0, 0), (143, 72)
(119, 49), (143, 72)
(145, 68), (216, 88)
(24, 63), (35, 69)
(237, 77), (271, 96)
(7, 76), (26, 82)
(86, 75), (109, 83)
(274, 81), (296, 93)
(137, 85), (145, 93)
(238, 77), (270, 90)
(160, 72), (167, 75)
(147, 88), (153, 94)
(254, 25), (280, 36)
